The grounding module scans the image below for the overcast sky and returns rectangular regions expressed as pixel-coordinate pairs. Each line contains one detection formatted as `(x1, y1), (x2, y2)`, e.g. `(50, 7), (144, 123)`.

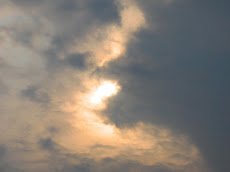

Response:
(0, 0), (229, 172)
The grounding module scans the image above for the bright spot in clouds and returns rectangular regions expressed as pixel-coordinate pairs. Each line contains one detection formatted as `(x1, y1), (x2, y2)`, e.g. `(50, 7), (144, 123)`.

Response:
(89, 81), (120, 105)
(0, 0), (207, 171)
(59, 1), (204, 169)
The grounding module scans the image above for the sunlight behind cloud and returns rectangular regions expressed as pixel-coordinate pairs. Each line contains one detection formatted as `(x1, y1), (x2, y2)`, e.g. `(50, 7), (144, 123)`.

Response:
(58, 1), (205, 171)
(0, 0), (208, 171)
(89, 81), (120, 105)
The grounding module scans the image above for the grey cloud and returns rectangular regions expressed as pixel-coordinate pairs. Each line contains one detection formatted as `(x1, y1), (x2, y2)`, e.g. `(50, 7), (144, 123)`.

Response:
(10, 0), (45, 7)
(5, 0), (120, 63)
(57, 159), (172, 172)
(59, 163), (90, 172)
(0, 145), (22, 172)
(39, 138), (55, 151)
(0, 0), (126, 172)
(21, 85), (50, 103)
(0, 80), (8, 96)
(88, 0), (119, 23)
(102, 1), (230, 171)
(57, 0), (78, 12)
(1, 0), (228, 172)
(0, 15), (47, 51)
(66, 53), (88, 70)
(0, 0), (120, 81)
(57, 159), (196, 172)
(0, 145), (6, 159)
(45, 0), (119, 33)
(0, 165), (22, 172)
(44, 50), (88, 72)
(107, 162), (173, 172)
(47, 126), (59, 135)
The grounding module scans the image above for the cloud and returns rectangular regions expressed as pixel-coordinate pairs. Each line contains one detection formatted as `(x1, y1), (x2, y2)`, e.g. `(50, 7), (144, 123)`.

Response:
(88, 0), (119, 22)
(102, 1), (230, 171)
(0, 0), (216, 172)
(21, 85), (50, 103)
(38, 138), (56, 151)
(65, 53), (88, 70)
(0, 79), (8, 96)
(0, 145), (6, 159)
(69, 0), (146, 67)
(10, 0), (45, 7)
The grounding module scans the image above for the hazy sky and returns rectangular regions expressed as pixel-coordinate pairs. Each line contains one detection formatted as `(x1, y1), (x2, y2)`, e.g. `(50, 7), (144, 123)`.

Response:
(0, 0), (229, 172)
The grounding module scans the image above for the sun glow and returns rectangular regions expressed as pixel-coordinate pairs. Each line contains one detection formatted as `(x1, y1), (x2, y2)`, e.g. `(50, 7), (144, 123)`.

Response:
(90, 81), (120, 105)
(57, 0), (203, 169)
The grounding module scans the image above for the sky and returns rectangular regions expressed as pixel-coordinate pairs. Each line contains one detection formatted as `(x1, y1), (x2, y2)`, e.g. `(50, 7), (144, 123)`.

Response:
(0, 0), (229, 172)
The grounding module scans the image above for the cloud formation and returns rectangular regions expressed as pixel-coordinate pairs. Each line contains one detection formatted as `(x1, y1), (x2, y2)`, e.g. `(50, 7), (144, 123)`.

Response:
(2, 0), (227, 171)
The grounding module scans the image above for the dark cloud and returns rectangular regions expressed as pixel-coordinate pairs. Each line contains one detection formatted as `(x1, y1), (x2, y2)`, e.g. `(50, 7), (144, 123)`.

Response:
(57, 0), (78, 12)
(39, 138), (56, 151)
(44, 49), (88, 72)
(109, 163), (174, 172)
(102, 0), (230, 171)
(89, 0), (119, 23)
(0, 145), (6, 159)
(0, 145), (22, 172)
(66, 53), (88, 70)
(47, 126), (59, 135)
(59, 163), (90, 172)
(57, 159), (180, 172)
(10, 0), (45, 6)
(0, 80), (8, 96)
(21, 85), (50, 103)
(0, 165), (22, 172)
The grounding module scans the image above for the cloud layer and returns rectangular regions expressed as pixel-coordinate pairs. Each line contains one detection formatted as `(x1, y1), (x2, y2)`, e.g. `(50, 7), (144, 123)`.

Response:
(1, 0), (229, 172)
